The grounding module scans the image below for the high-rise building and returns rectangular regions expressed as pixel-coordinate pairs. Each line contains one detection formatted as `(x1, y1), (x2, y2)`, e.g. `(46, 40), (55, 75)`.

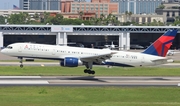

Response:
(156, 2), (180, 23)
(19, 0), (61, 10)
(69, 0), (118, 17)
(111, 0), (164, 14)
(61, 0), (73, 13)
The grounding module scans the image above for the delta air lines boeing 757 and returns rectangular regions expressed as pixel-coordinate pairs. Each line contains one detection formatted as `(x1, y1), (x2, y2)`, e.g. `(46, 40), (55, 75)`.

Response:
(1, 29), (178, 74)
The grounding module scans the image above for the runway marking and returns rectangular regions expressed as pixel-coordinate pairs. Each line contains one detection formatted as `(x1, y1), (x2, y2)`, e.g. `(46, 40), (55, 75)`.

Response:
(47, 80), (180, 83)
(0, 76), (179, 86)
(0, 80), (49, 84)
(0, 76), (41, 78)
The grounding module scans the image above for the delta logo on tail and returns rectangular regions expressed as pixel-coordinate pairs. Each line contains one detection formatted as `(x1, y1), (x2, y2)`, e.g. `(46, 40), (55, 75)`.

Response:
(142, 29), (178, 57)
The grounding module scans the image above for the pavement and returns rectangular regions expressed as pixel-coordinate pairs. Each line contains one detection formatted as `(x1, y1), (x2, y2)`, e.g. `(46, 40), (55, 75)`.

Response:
(0, 76), (179, 87)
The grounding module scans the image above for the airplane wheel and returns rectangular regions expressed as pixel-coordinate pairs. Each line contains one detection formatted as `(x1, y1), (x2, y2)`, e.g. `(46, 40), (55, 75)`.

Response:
(20, 64), (23, 68)
(84, 69), (88, 73)
(91, 71), (95, 75)
(88, 70), (95, 74)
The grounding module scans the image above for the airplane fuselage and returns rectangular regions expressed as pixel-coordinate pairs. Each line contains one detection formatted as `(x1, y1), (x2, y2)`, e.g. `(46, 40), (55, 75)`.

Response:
(1, 43), (168, 67)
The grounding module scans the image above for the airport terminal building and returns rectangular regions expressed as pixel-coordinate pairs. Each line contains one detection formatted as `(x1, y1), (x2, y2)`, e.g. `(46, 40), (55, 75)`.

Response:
(0, 25), (180, 50)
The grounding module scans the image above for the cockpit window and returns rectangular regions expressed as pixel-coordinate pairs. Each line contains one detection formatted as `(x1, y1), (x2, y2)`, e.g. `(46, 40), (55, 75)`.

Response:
(6, 46), (13, 49)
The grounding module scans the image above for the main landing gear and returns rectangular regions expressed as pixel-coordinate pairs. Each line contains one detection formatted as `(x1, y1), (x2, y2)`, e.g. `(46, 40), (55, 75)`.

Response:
(84, 69), (95, 74)
(19, 57), (23, 68)
(84, 62), (95, 75)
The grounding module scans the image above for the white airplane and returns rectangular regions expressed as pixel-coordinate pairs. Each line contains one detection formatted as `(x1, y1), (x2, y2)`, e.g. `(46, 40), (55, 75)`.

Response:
(167, 50), (180, 56)
(104, 41), (117, 49)
(1, 29), (178, 74)
(97, 41), (119, 50)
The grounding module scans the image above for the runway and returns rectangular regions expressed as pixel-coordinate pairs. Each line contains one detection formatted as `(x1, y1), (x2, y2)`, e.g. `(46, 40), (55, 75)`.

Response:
(0, 62), (180, 67)
(0, 76), (180, 87)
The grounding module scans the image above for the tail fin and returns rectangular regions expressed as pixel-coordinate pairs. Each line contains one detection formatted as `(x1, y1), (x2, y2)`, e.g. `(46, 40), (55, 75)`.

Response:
(142, 29), (178, 57)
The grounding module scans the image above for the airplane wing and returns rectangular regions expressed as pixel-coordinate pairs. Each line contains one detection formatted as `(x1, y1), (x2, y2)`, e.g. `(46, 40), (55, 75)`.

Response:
(80, 52), (116, 64)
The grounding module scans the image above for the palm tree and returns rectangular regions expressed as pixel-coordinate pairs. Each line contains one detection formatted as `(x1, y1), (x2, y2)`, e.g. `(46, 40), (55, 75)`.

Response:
(111, 15), (117, 25)
(125, 11), (129, 22)
(21, 12), (30, 24)
(128, 11), (132, 22)
(173, 16), (180, 26)
(125, 11), (133, 22)
(0, 16), (6, 24)
(95, 18), (101, 25)
(104, 18), (109, 25)
(175, 16), (180, 21)
(100, 14), (105, 25)
(42, 12), (50, 24)
(107, 13), (112, 19)
(106, 13), (113, 25)
(34, 13), (40, 21)
(78, 11), (84, 20)
(90, 17), (96, 25)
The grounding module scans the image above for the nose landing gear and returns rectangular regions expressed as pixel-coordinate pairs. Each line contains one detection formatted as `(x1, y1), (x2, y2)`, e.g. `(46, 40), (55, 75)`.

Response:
(19, 57), (23, 68)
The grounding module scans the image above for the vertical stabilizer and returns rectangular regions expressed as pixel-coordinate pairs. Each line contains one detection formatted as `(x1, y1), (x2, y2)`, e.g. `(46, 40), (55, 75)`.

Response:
(142, 30), (178, 57)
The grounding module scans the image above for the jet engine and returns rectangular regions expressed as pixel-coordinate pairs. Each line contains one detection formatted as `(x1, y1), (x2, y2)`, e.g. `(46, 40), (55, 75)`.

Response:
(60, 57), (83, 67)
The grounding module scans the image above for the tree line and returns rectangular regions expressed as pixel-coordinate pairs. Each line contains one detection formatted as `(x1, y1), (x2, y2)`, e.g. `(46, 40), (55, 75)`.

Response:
(0, 12), (120, 25)
(0, 11), (176, 26)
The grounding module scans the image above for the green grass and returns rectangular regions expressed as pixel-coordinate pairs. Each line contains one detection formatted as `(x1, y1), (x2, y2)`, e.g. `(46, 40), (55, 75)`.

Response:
(0, 86), (180, 106)
(0, 66), (180, 76)
(173, 61), (180, 63)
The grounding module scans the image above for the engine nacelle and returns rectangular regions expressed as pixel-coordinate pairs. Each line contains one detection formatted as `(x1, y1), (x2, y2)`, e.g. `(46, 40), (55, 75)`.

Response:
(60, 57), (83, 67)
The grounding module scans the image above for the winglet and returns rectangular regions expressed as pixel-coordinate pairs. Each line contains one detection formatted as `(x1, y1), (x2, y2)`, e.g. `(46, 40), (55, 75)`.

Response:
(142, 29), (178, 57)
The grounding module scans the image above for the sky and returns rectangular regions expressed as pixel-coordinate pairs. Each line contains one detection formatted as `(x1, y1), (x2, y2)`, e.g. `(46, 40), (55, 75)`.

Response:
(0, 0), (19, 10)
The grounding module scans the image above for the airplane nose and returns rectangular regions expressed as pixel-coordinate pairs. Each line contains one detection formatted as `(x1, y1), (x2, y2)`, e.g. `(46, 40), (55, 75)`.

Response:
(0, 49), (6, 54)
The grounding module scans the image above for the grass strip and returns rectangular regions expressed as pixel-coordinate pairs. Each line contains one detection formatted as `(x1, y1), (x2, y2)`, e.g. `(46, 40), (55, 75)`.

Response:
(0, 66), (180, 76)
(0, 86), (180, 106)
